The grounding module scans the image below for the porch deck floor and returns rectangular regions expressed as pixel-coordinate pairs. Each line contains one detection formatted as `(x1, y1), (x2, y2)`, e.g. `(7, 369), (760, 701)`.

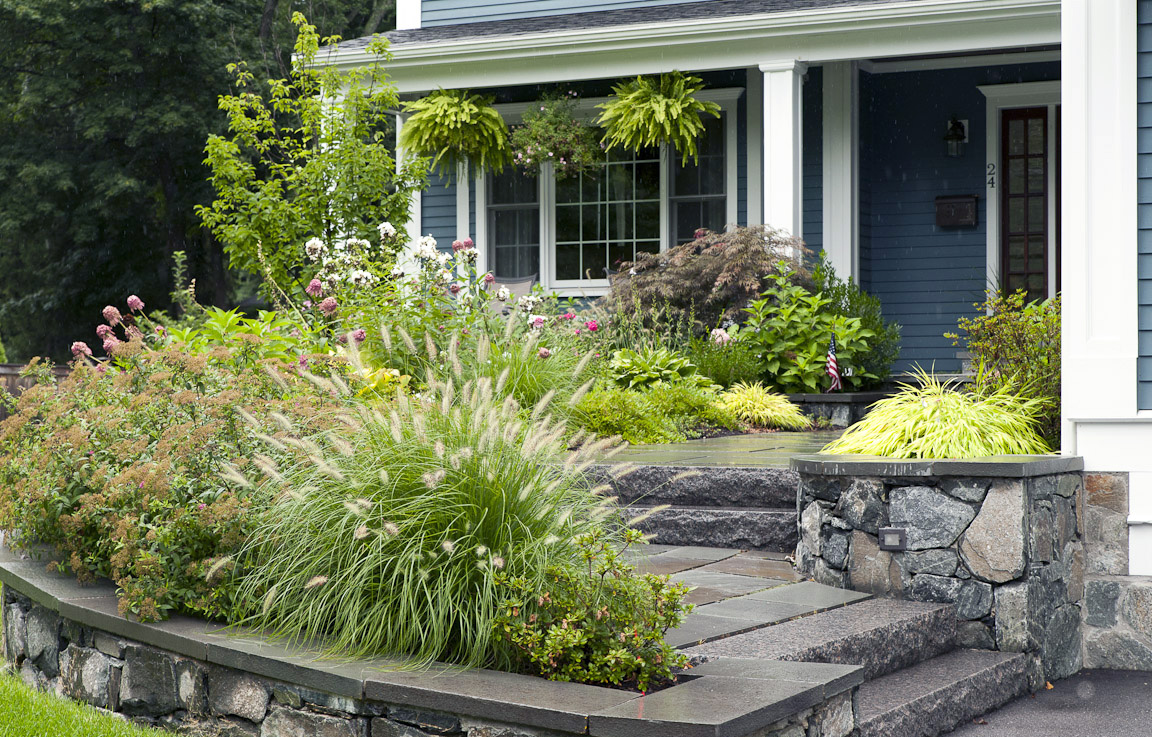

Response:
(607, 431), (842, 469)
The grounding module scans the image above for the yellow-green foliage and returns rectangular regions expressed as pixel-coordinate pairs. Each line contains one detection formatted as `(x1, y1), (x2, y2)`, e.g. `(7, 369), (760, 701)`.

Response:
(718, 382), (810, 430)
(400, 89), (510, 178)
(821, 370), (1051, 459)
(596, 72), (721, 163)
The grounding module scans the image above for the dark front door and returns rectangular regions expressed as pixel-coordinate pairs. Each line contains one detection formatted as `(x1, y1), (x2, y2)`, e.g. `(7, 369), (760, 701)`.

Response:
(1000, 106), (1057, 302)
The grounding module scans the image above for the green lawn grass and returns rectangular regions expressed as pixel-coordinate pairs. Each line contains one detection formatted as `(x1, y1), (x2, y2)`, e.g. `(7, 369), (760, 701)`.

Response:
(0, 669), (165, 737)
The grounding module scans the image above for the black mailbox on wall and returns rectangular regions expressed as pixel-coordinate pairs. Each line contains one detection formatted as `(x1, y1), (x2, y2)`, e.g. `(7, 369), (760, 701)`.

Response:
(935, 195), (978, 227)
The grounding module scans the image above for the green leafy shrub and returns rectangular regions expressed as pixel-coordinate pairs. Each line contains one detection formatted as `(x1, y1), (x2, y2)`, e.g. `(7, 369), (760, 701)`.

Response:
(605, 226), (811, 336)
(821, 370), (1050, 458)
(400, 89), (510, 178)
(199, 14), (424, 294)
(233, 375), (616, 666)
(644, 381), (738, 437)
(739, 270), (875, 394)
(718, 383), (810, 430)
(509, 92), (603, 180)
(686, 334), (762, 388)
(596, 72), (720, 162)
(0, 345), (343, 621)
(573, 385), (684, 445)
(166, 308), (317, 366)
(495, 528), (691, 691)
(947, 290), (1061, 447)
(813, 253), (900, 388)
(609, 346), (705, 389)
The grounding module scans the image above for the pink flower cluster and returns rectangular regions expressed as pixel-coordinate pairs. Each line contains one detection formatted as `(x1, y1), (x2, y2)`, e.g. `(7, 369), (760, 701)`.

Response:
(306, 279), (323, 298)
(451, 238), (475, 252)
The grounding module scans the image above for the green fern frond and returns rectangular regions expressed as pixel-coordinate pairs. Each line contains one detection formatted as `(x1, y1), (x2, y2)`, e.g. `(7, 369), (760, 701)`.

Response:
(400, 89), (510, 180)
(595, 72), (721, 163)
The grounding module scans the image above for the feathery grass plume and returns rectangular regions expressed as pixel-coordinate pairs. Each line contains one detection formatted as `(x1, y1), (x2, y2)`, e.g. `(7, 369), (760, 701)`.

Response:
(329, 435), (355, 457)
(425, 332), (439, 362)
(531, 390), (556, 423)
(220, 464), (252, 489)
(821, 368), (1051, 459)
(448, 335), (463, 379)
(270, 412), (295, 433)
(236, 407), (261, 429)
(262, 364), (290, 391)
(253, 454), (283, 483)
(236, 374), (618, 668)
(380, 323), (393, 352)
(398, 327), (418, 353)
(477, 337), (490, 366)
(717, 383), (811, 430)
(205, 556), (233, 582)
(262, 584), (279, 615)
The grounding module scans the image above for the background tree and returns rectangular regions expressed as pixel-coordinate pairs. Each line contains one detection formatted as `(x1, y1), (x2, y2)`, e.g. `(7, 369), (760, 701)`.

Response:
(0, 0), (394, 361)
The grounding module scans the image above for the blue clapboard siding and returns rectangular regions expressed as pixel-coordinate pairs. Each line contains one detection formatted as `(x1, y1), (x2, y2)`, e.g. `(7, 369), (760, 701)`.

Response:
(1139, 0), (1152, 409)
(802, 66), (823, 251)
(862, 61), (1059, 373)
(422, 168), (458, 251)
(423, 0), (713, 26)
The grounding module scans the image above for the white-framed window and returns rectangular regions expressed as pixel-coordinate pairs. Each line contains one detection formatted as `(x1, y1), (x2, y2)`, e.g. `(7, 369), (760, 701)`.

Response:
(474, 87), (741, 296)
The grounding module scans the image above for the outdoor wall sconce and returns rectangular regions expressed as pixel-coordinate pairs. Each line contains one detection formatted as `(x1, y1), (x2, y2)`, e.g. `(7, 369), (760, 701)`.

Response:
(944, 117), (968, 158)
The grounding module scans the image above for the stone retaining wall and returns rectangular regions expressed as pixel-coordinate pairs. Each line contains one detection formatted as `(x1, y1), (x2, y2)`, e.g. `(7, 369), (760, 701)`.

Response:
(786, 393), (889, 429)
(792, 455), (1085, 682)
(1, 568), (859, 737)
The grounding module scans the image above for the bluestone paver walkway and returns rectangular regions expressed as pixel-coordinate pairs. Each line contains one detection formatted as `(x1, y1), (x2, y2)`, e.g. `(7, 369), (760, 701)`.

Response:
(608, 431), (842, 468)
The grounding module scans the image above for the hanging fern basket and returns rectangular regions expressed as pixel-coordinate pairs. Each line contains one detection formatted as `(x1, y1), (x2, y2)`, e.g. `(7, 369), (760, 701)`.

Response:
(509, 92), (604, 181)
(399, 89), (510, 180)
(595, 71), (721, 163)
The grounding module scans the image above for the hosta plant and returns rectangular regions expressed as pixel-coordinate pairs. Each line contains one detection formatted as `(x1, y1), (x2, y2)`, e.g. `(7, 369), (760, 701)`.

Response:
(596, 72), (721, 163)
(718, 382), (810, 430)
(609, 347), (708, 389)
(820, 370), (1051, 459)
(400, 89), (510, 179)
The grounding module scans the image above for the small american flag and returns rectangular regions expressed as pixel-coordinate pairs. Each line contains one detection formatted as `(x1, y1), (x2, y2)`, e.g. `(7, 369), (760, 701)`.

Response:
(825, 334), (842, 393)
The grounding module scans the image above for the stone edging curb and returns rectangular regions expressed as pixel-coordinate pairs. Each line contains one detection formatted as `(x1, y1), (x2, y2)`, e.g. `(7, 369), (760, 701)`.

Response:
(791, 454), (1084, 479)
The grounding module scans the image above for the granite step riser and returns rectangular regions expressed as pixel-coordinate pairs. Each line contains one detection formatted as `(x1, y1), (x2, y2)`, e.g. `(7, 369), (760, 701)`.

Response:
(630, 507), (798, 552)
(590, 465), (798, 508)
(854, 654), (1030, 737)
(774, 604), (957, 681)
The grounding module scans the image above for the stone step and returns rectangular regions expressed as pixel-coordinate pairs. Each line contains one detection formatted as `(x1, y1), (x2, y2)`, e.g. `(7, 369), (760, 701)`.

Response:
(855, 649), (1030, 737)
(685, 598), (956, 680)
(627, 504), (797, 551)
(591, 464), (798, 508)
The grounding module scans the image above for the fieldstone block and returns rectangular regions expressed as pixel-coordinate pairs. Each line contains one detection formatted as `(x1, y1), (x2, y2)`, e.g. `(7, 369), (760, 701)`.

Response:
(836, 479), (885, 535)
(1084, 629), (1152, 670)
(1027, 563), (1069, 639)
(810, 691), (853, 737)
(209, 667), (271, 723)
(389, 708), (461, 735)
(800, 502), (825, 557)
(25, 606), (60, 678)
(61, 619), (91, 648)
(955, 621), (996, 650)
(1084, 579), (1121, 627)
(1066, 542), (1085, 602)
(1030, 501), (1055, 564)
(261, 707), (358, 737)
(177, 658), (208, 714)
(822, 529), (849, 570)
(120, 644), (179, 717)
(94, 633), (124, 659)
(1056, 474), (1081, 499)
(889, 486), (976, 550)
(909, 574), (963, 604)
(995, 582), (1032, 652)
(1084, 541), (1129, 577)
(60, 644), (113, 709)
(1121, 582), (1152, 640)
(372, 719), (433, 737)
(959, 480), (1026, 583)
(847, 531), (900, 596)
(1029, 475), (1057, 501)
(940, 477), (990, 504)
(901, 549), (958, 577)
(814, 558), (848, 588)
(1086, 506), (1128, 549)
(1055, 498), (1077, 554)
(1085, 472), (1128, 514)
(4, 603), (26, 663)
(273, 685), (303, 709)
(1041, 604), (1082, 680)
(802, 477), (842, 503)
(956, 580), (993, 620)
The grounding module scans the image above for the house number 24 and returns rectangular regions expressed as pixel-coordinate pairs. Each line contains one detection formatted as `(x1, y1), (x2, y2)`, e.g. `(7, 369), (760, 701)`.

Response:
(986, 163), (996, 188)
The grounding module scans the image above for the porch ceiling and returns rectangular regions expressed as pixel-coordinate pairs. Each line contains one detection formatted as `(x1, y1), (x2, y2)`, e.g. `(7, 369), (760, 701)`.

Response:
(323, 0), (1060, 93)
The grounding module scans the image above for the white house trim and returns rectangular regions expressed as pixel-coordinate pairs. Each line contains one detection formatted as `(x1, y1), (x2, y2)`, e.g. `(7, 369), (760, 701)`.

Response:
(1060, 0), (1145, 573)
(396, 112), (422, 275)
(746, 69), (763, 227)
(822, 61), (860, 280)
(866, 48), (1060, 74)
(326, 1), (1060, 94)
(761, 61), (807, 239)
(977, 81), (1061, 298)
(396, 0), (421, 31)
(455, 159), (470, 246)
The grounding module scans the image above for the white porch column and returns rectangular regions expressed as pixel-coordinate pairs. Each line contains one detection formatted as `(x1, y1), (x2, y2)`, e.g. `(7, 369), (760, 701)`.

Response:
(821, 61), (860, 280)
(1062, 0), (1150, 573)
(760, 60), (807, 237)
